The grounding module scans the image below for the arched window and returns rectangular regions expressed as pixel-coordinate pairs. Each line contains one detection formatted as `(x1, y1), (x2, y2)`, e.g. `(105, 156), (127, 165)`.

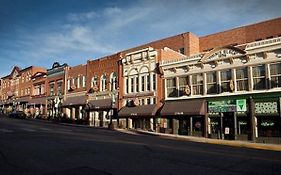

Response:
(91, 76), (98, 87)
(110, 72), (117, 91)
(100, 74), (107, 91)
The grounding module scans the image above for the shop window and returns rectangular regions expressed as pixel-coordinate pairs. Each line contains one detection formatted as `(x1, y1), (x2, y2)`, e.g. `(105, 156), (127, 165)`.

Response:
(192, 74), (203, 95)
(252, 65), (266, 90)
(166, 78), (177, 97)
(270, 62), (281, 88)
(236, 67), (248, 91)
(220, 69), (232, 93)
(207, 72), (217, 94)
(179, 76), (188, 96)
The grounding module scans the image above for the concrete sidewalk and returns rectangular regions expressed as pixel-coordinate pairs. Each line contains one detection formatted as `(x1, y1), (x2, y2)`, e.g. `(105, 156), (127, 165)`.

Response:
(116, 128), (281, 152)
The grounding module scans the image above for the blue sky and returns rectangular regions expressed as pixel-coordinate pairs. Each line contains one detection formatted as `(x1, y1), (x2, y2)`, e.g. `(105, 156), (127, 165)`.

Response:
(0, 0), (281, 77)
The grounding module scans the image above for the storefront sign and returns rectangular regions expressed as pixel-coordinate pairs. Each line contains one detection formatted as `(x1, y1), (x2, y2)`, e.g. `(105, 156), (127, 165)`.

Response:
(208, 99), (246, 113)
(255, 102), (278, 114)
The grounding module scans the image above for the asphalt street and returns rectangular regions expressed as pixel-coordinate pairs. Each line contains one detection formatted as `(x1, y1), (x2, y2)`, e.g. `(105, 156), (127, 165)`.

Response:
(0, 115), (280, 175)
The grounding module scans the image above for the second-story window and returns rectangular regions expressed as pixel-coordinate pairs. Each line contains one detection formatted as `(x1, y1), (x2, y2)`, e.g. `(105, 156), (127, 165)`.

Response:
(130, 77), (134, 93)
(179, 76), (188, 96)
(50, 83), (54, 96)
(77, 76), (80, 89)
(221, 69), (232, 93)
(91, 76), (98, 87)
(252, 65), (266, 90)
(192, 74), (203, 95)
(167, 77), (177, 97)
(82, 76), (86, 87)
(57, 82), (63, 96)
(141, 75), (145, 92)
(110, 72), (117, 91)
(152, 74), (156, 91)
(147, 74), (150, 91)
(67, 79), (71, 90)
(270, 62), (281, 88)
(236, 67), (248, 91)
(207, 72), (217, 94)
(101, 74), (107, 91)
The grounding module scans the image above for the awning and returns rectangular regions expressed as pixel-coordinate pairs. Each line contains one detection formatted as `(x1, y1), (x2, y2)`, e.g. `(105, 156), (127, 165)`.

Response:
(16, 96), (31, 103)
(160, 99), (206, 116)
(118, 104), (158, 118)
(86, 98), (116, 111)
(62, 96), (87, 107)
(28, 97), (46, 106)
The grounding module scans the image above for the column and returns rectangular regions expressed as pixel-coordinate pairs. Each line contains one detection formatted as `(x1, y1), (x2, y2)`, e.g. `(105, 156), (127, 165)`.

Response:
(189, 117), (193, 136)
(128, 118), (133, 129)
(72, 107), (75, 119)
(249, 97), (256, 142)
(79, 106), (82, 119)
(150, 118), (154, 131)
(234, 112), (237, 140)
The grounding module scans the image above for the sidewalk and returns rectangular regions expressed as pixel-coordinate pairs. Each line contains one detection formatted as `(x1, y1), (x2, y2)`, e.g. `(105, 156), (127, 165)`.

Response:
(116, 128), (281, 152)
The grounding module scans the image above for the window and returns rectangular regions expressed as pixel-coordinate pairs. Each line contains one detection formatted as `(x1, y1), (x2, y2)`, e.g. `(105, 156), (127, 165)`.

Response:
(91, 76), (98, 87)
(67, 79), (71, 90)
(147, 98), (151, 105)
(147, 74), (150, 91)
(50, 83), (54, 96)
(136, 77), (139, 92)
(192, 74), (203, 95)
(179, 48), (185, 54)
(77, 77), (80, 89)
(179, 76), (188, 96)
(236, 67), (248, 91)
(110, 72), (117, 91)
(167, 78), (177, 97)
(207, 72), (217, 94)
(100, 74), (107, 91)
(152, 74), (156, 90)
(221, 69), (232, 93)
(82, 76), (86, 87)
(130, 77), (134, 93)
(125, 78), (129, 94)
(252, 65), (266, 90)
(57, 82), (62, 96)
(141, 76), (145, 92)
(270, 62), (281, 88)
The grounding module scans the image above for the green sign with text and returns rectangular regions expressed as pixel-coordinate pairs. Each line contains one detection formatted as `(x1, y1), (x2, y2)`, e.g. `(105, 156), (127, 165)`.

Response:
(208, 99), (246, 113)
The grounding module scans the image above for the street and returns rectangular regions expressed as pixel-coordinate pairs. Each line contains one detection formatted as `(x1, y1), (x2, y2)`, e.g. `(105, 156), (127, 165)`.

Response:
(0, 115), (280, 175)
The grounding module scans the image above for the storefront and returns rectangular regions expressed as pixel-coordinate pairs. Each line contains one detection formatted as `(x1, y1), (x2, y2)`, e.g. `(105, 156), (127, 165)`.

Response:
(160, 99), (206, 137)
(27, 97), (46, 118)
(207, 99), (249, 140)
(62, 95), (87, 120)
(85, 98), (117, 127)
(118, 104), (158, 130)
(254, 99), (281, 144)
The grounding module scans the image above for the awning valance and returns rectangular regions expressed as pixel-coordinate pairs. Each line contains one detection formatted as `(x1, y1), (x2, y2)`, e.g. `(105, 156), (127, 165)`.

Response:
(28, 97), (46, 106)
(16, 96), (31, 103)
(118, 104), (158, 118)
(86, 98), (116, 111)
(160, 99), (206, 116)
(62, 96), (87, 107)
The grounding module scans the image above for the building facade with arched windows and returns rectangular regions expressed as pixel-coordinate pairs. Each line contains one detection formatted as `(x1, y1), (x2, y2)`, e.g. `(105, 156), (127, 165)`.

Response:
(85, 53), (120, 127)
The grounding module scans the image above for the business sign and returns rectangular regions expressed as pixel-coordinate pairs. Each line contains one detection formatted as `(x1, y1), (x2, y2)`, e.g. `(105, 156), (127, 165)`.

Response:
(208, 99), (246, 113)
(255, 102), (278, 114)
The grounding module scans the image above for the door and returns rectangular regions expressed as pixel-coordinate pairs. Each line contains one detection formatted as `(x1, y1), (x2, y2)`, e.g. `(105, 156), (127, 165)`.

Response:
(223, 112), (235, 140)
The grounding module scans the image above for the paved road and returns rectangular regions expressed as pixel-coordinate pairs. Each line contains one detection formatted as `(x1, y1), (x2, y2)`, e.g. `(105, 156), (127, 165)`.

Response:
(0, 115), (280, 175)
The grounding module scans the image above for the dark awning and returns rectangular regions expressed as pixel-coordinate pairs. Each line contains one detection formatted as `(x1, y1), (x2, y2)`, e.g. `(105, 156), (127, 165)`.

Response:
(118, 104), (158, 118)
(160, 99), (206, 116)
(62, 96), (87, 107)
(28, 97), (46, 106)
(16, 96), (31, 103)
(86, 98), (116, 111)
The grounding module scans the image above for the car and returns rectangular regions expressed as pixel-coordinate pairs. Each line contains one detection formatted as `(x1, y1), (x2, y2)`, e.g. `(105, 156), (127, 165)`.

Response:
(8, 111), (27, 119)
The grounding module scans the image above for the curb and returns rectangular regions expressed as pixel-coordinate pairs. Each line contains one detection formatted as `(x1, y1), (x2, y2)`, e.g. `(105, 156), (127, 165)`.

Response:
(117, 129), (281, 152)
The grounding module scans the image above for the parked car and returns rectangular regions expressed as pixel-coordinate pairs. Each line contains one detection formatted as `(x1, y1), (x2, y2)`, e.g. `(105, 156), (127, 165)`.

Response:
(8, 111), (27, 119)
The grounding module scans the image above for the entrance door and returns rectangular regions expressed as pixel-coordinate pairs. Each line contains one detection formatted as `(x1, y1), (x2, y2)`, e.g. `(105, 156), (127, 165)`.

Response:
(178, 119), (190, 135)
(223, 112), (235, 140)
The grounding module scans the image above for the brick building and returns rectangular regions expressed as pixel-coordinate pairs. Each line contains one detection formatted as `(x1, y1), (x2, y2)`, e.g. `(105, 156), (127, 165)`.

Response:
(85, 53), (120, 127)
(63, 64), (87, 121)
(46, 62), (68, 119)
(0, 66), (46, 115)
